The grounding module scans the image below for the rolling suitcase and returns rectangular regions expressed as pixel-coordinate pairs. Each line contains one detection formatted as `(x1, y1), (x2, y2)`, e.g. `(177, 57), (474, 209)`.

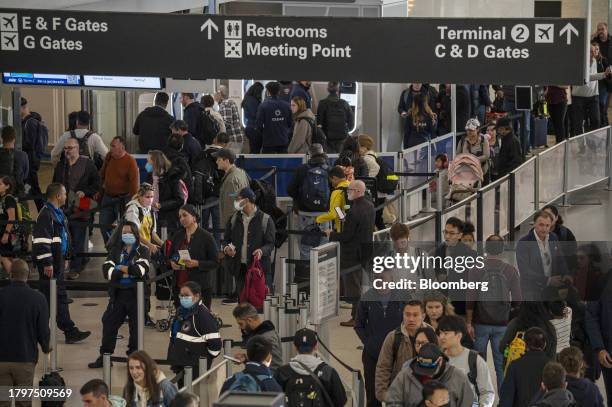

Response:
(533, 116), (548, 147)
(39, 352), (67, 407)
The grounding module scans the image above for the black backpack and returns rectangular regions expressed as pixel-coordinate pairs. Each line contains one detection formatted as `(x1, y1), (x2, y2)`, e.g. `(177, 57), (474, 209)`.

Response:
(0, 148), (15, 177)
(284, 362), (335, 407)
(190, 149), (224, 204)
(249, 178), (287, 248)
(70, 130), (104, 169)
(299, 163), (330, 212)
(466, 349), (480, 398)
(300, 117), (327, 148)
(199, 110), (220, 146)
(324, 99), (348, 140)
(475, 264), (511, 325)
(368, 154), (398, 194)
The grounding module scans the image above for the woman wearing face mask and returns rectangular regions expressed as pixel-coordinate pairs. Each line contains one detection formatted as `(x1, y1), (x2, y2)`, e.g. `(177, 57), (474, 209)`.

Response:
(125, 183), (162, 255)
(169, 205), (218, 309)
(124, 350), (177, 407)
(146, 150), (186, 237)
(88, 222), (151, 369)
(167, 281), (222, 386)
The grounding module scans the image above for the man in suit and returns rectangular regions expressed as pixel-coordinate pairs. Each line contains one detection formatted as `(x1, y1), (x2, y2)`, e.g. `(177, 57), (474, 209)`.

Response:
(516, 210), (569, 301)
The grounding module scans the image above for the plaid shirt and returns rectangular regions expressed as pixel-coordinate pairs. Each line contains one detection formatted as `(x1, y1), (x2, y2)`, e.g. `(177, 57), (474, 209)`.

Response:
(218, 98), (244, 144)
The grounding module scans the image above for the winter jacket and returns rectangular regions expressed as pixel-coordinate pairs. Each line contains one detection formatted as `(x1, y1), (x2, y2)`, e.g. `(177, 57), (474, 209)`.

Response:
(315, 180), (349, 232)
(566, 376), (605, 407)
(21, 112), (45, 163)
(362, 151), (380, 178)
(32, 204), (71, 270)
(256, 96), (292, 148)
(242, 96), (261, 129)
(529, 388), (576, 407)
(288, 109), (315, 154)
(500, 318), (557, 361)
(397, 85), (437, 115)
(354, 289), (404, 360)
(287, 154), (329, 212)
(125, 370), (177, 407)
(275, 353), (347, 407)
(329, 195), (374, 269)
(218, 165), (250, 228)
(181, 134), (202, 166)
(585, 277), (612, 353)
(242, 320), (283, 373)
(316, 93), (354, 141)
(222, 209), (275, 282)
(102, 241), (150, 301)
(499, 350), (551, 407)
(221, 362), (282, 393)
(169, 227), (218, 290)
(375, 322), (431, 402)
(0, 281), (50, 363)
(157, 166), (186, 231)
(496, 131), (523, 178)
(183, 102), (204, 141)
(289, 83), (312, 108)
(124, 199), (157, 242)
(404, 114), (437, 148)
(52, 156), (100, 199)
(133, 106), (174, 153)
(385, 359), (474, 407)
(167, 301), (222, 369)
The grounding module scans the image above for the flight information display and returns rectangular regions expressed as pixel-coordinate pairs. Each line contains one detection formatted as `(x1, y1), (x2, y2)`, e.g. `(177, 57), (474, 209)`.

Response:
(83, 75), (163, 89)
(2, 73), (82, 86)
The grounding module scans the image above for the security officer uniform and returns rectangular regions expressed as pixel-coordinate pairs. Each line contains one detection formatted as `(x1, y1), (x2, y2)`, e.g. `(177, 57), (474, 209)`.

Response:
(167, 300), (222, 378)
(100, 241), (150, 356)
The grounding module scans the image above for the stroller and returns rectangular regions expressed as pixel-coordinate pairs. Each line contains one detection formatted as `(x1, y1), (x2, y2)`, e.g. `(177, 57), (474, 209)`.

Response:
(446, 153), (484, 204)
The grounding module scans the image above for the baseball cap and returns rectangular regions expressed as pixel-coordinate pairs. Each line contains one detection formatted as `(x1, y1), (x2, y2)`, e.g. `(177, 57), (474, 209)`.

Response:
(294, 328), (317, 352)
(465, 118), (480, 131)
(212, 148), (236, 163)
(413, 343), (445, 376)
(237, 187), (256, 202)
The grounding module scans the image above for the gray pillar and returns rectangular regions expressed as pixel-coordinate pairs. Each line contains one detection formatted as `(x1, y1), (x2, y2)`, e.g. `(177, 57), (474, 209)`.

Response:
(137, 281), (145, 350)
(49, 278), (57, 372)
(103, 353), (112, 389)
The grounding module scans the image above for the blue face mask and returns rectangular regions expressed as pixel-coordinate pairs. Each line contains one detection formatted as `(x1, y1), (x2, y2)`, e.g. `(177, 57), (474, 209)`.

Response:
(145, 163), (153, 173)
(180, 296), (194, 309)
(122, 233), (136, 245)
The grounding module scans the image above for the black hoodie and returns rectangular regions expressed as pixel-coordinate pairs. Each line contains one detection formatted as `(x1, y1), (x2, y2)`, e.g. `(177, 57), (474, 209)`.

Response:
(242, 320), (283, 373)
(566, 376), (604, 407)
(133, 106), (174, 153)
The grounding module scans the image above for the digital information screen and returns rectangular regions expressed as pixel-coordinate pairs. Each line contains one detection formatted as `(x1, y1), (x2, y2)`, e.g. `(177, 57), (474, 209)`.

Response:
(83, 75), (163, 89)
(2, 73), (82, 86)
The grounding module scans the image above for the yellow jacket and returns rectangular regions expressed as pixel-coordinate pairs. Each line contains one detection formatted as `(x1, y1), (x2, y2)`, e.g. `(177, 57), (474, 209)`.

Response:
(316, 179), (350, 232)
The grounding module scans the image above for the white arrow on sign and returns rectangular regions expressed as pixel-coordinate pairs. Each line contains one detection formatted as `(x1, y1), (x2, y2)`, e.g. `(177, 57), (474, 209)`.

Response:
(559, 22), (579, 45)
(200, 18), (219, 40)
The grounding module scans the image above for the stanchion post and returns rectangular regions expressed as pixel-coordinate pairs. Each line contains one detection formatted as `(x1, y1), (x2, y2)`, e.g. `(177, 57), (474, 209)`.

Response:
(399, 189), (406, 223)
(607, 127), (612, 190)
(316, 321), (330, 362)
(264, 297), (271, 321)
(289, 283), (298, 303)
(280, 257), (288, 297)
(50, 278), (57, 372)
(299, 306), (309, 329)
(508, 172), (516, 242)
(184, 366), (193, 393)
(434, 210), (442, 247)
(161, 226), (168, 242)
(223, 340), (233, 378)
(436, 170), (444, 212)
(534, 155), (540, 211)
(562, 140), (570, 206)
(103, 353), (112, 389)
(287, 204), (295, 276)
(278, 307), (288, 364)
(199, 357), (208, 407)
(137, 281), (144, 351)
(476, 192), (484, 255)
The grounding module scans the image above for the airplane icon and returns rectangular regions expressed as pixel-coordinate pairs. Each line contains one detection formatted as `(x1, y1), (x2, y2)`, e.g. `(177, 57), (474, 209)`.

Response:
(0, 13), (18, 31)
(535, 23), (554, 43)
(2, 16), (16, 30)
(1, 32), (19, 50)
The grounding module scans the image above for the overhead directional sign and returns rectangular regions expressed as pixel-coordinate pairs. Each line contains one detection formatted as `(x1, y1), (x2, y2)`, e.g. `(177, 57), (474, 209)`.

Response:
(0, 9), (587, 84)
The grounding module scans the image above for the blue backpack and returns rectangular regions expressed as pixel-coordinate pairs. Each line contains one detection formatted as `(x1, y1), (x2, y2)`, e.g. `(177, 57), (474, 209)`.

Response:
(227, 372), (271, 392)
(299, 164), (330, 212)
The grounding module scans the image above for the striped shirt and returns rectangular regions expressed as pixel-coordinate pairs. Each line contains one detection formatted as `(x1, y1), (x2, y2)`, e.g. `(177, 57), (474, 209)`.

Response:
(550, 306), (572, 354)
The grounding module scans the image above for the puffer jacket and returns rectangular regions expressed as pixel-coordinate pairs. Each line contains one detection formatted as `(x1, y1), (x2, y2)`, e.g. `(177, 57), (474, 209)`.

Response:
(288, 109), (315, 154)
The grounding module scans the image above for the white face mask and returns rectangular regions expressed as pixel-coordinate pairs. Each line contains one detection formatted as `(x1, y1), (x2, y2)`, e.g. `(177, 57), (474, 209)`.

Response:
(233, 199), (245, 211)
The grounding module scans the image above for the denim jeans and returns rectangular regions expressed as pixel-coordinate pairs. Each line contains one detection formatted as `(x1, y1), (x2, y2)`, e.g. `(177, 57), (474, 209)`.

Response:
(99, 194), (126, 244)
(202, 197), (221, 250)
(474, 323), (506, 392)
(69, 221), (87, 273)
(599, 88), (609, 126)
